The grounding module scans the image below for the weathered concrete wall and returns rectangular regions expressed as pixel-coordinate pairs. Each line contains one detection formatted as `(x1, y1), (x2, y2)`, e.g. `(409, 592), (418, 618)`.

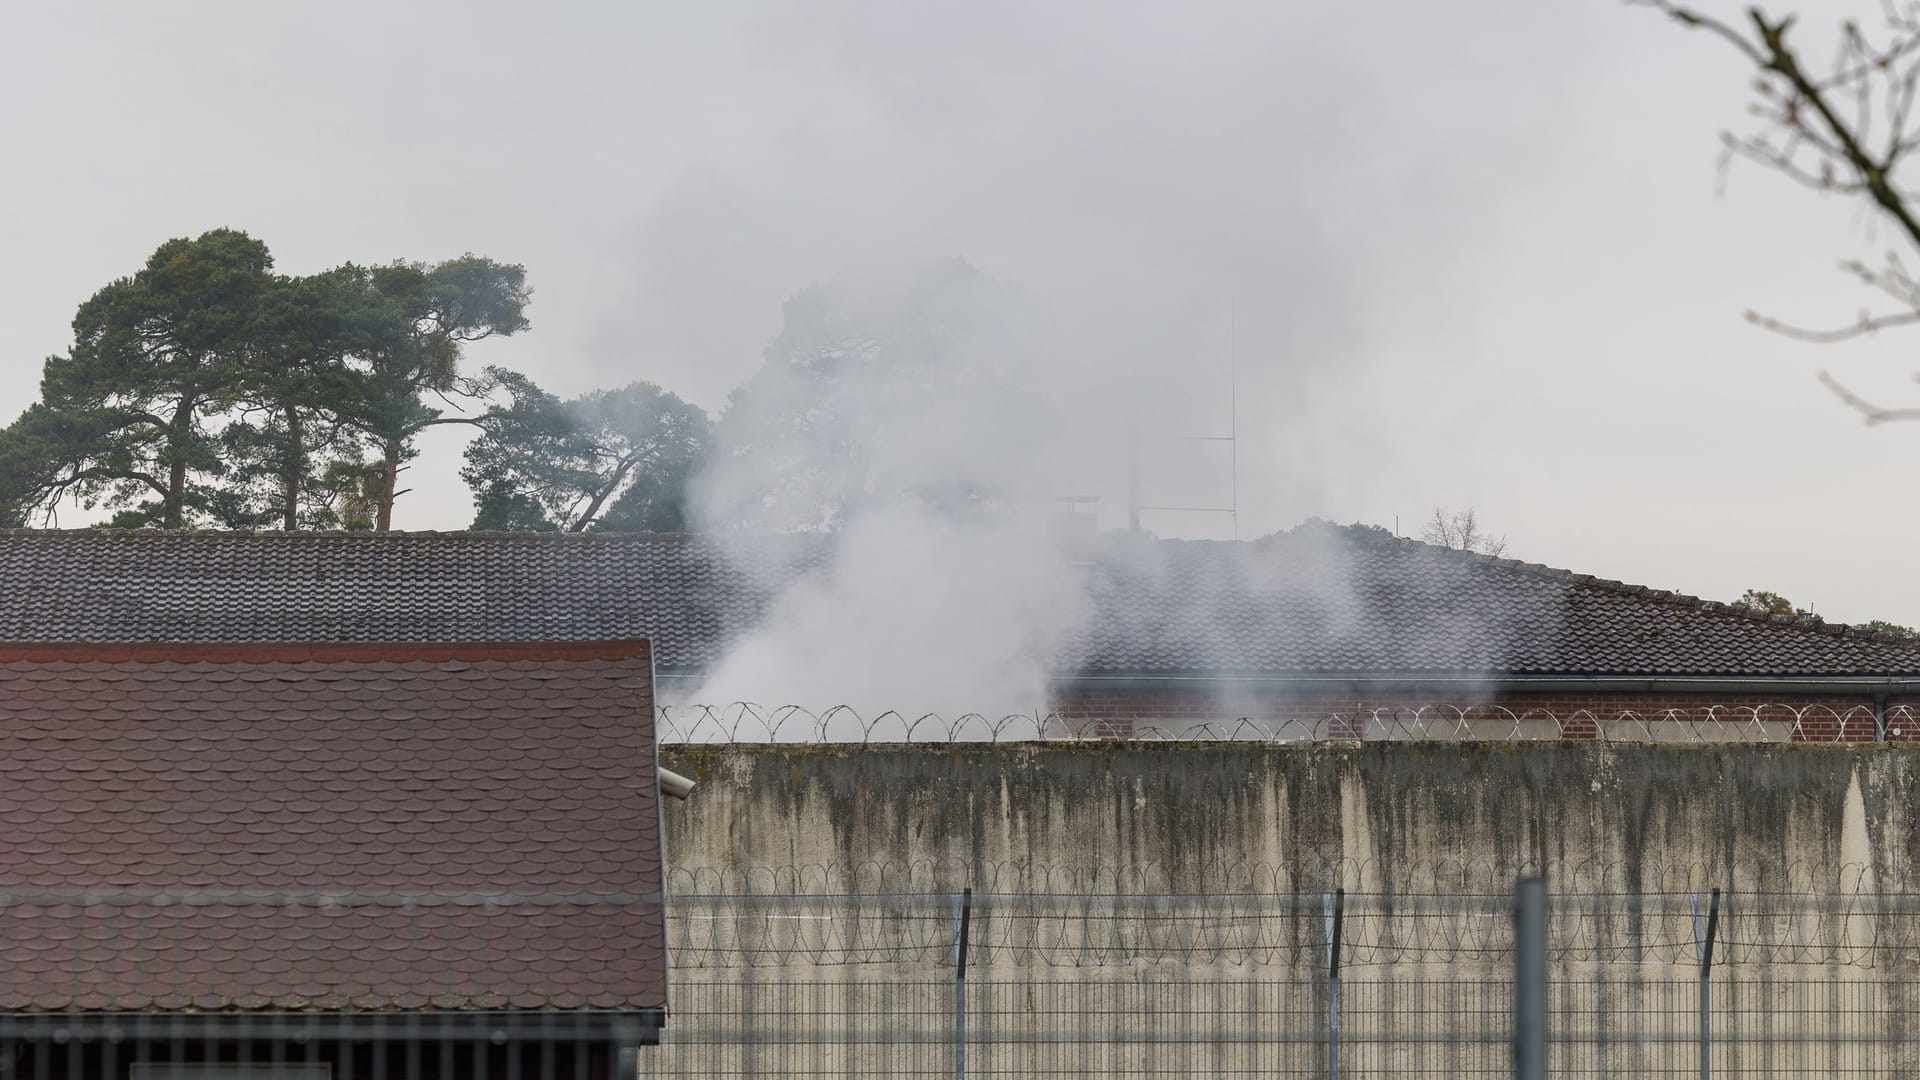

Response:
(649, 743), (1920, 1077)
(661, 742), (1920, 891)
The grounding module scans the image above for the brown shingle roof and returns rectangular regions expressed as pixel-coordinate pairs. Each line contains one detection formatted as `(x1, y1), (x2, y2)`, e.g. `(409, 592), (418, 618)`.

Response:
(0, 640), (665, 1013)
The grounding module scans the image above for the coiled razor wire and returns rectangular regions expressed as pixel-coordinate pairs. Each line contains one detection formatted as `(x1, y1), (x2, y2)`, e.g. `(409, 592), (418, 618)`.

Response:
(660, 859), (1920, 971)
(658, 702), (1919, 744)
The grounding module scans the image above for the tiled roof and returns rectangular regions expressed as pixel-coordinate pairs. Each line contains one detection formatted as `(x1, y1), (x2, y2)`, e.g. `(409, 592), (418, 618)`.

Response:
(0, 640), (665, 1012)
(1075, 527), (1920, 678)
(0, 530), (757, 671)
(0, 526), (1915, 680)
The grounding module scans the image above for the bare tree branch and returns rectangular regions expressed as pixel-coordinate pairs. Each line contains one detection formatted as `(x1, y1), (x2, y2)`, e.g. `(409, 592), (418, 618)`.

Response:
(1818, 369), (1920, 421)
(1746, 307), (1920, 340)
(1643, 1), (1920, 422)
(1422, 506), (1509, 558)
(1636, 0), (1769, 65)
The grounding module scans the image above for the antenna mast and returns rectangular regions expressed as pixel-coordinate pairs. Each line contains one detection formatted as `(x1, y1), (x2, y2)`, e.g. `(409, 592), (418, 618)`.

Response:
(1230, 298), (1239, 540)
(1130, 297), (1241, 538)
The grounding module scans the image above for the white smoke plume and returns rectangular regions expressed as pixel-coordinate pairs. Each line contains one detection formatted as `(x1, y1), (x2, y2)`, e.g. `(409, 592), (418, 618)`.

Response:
(690, 503), (1089, 722)
(623, 2), (1588, 721)
(685, 259), (1096, 722)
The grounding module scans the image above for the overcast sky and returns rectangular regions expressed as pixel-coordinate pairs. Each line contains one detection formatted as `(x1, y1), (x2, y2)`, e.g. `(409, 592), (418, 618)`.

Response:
(4, 1), (1917, 626)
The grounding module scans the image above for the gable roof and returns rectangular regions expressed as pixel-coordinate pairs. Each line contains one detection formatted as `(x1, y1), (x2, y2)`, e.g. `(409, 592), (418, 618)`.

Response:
(0, 526), (1915, 682)
(1077, 527), (1920, 678)
(0, 640), (665, 1012)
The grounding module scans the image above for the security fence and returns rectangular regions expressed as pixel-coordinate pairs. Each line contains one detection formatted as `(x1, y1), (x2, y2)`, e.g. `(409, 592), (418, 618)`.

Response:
(646, 881), (1920, 1078)
(0, 884), (1910, 1077)
(658, 702), (1920, 744)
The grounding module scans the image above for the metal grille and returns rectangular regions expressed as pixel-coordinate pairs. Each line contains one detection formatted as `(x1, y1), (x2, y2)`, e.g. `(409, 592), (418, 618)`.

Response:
(643, 885), (1920, 1078)
(1, 886), (1916, 1077)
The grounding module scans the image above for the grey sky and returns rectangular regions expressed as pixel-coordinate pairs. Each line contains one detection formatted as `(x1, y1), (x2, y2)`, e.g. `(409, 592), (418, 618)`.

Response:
(3, 1), (1915, 626)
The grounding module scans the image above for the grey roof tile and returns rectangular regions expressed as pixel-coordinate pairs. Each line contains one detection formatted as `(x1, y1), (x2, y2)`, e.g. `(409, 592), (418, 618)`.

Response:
(0, 525), (1914, 678)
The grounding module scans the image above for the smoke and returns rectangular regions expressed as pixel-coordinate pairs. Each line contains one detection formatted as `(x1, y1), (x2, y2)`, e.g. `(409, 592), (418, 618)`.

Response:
(685, 258), (1093, 721)
(619, 1), (1596, 719)
(690, 503), (1089, 722)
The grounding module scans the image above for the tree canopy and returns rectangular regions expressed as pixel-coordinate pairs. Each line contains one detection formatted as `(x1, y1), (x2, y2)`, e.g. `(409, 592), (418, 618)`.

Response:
(0, 231), (540, 530)
(0, 229), (720, 535)
(461, 368), (711, 532)
(1859, 619), (1920, 642)
(1730, 589), (1918, 638)
(1731, 589), (1815, 618)
(344, 256), (532, 530)
(22, 228), (276, 528)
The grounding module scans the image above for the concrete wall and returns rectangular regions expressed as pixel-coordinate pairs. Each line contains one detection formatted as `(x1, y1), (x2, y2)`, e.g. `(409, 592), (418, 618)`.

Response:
(660, 742), (1920, 891)
(648, 743), (1920, 1076)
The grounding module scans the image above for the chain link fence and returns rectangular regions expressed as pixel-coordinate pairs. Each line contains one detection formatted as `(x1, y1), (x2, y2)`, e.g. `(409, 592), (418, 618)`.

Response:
(0, 883), (1909, 1076)
(646, 881), (1920, 1078)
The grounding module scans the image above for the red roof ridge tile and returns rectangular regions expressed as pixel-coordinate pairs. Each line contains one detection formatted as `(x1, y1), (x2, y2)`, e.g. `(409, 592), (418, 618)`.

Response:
(0, 640), (652, 664)
(0, 528), (694, 541)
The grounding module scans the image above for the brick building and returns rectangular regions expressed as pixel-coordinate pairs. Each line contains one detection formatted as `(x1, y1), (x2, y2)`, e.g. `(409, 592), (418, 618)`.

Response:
(0, 524), (1915, 740)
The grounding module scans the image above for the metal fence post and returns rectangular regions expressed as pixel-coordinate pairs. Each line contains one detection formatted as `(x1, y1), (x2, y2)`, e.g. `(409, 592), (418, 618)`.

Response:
(1514, 878), (1548, 1080)
(953, 886), (973, 1080)
(1324, 888), (1345, 1080)
(1692, 887), (1722, 1080)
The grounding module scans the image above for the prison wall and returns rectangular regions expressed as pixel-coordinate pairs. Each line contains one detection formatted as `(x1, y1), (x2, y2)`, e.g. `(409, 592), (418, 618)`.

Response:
(646, 743), (1920, 1076)
(659, 742), (1920, 892)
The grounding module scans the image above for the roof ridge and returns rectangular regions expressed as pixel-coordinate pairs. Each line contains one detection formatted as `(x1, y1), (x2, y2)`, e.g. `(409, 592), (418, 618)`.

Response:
(0, 528), (700, 541)
(0, 640), (653, 663)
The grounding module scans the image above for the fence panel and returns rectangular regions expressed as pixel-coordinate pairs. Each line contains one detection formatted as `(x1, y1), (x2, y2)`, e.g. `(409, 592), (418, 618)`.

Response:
(0, 885), (1912, 1078)
(640, 886), (1920, 1079)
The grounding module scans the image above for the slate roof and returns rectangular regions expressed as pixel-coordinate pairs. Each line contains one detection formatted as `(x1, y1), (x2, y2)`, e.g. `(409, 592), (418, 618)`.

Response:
(0, 526), (1914, 680)
(0, 640), (666, 1012)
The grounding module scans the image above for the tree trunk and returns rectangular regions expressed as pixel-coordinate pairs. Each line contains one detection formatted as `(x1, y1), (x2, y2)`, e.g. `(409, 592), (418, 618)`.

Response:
(569, 455), (643, 532)
(282, 405), (303, 531)
(163, 392), (197, 529)
(571, 484), (616, 532)
(165, 459), (186, 529)
(375, 436), (402, 532)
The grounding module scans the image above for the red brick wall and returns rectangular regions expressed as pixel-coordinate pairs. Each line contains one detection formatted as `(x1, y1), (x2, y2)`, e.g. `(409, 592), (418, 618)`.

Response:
(1048, 687), (1914, 742)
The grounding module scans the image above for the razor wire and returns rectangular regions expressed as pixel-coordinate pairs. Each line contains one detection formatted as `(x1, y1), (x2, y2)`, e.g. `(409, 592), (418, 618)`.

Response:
(660, 861), (1920, 971)
(658, 702), (1918, 744)
(664, 857), (1891, 899)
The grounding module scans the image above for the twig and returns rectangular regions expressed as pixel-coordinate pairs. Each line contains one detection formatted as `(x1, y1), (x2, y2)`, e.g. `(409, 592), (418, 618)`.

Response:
(1818, 369), (1920, 421)
(1635, 0), (1768, 65)
(1748, 308), (1920, 341)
